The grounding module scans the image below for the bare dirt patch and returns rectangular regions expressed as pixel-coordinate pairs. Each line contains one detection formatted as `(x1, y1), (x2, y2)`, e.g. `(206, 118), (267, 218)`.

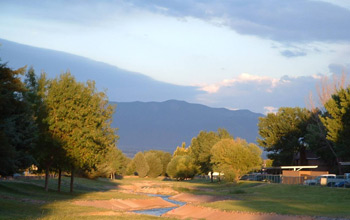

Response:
(169, 193), (230, 204)
(163, 205), (323, 220)
(119, 180), (177, 195)
(73, 197), (176, 211)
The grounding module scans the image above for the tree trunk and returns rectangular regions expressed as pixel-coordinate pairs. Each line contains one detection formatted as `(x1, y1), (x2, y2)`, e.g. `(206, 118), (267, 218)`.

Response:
(313, 114), (343, 174)
(210, 171), (213, 183)
(300, 146), (307, 165)
(70, 167), (74, 193)
(57, 168), (62, 192)
(44, 165), (50, 192)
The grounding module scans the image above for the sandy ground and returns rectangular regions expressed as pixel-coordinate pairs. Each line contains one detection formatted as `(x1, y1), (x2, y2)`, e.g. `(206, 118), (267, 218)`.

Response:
(73, 197), (176, 211)
(163, 205), (324, 220)
(169, 193), (230, 203)
(73, 180), (336, 220)
(118, 180), (178, 195)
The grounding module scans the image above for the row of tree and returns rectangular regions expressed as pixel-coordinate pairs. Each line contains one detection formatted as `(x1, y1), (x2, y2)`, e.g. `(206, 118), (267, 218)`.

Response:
(126, 129), (262, 182)
(1, 59), (263, 185)
(258, 75), (350, 174)
(0, 61), (123, 192)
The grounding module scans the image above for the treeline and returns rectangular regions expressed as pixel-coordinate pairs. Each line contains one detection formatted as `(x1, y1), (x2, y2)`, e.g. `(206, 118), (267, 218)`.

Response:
(258, 75), (350, 174)
(127, 128), (262, 183)
(0, 62), (124, 192)
(1, 60), (263, 188)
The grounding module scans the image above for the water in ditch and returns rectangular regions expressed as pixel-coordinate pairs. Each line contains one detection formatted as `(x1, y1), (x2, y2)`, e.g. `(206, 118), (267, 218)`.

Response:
(133, 194), (186, 216)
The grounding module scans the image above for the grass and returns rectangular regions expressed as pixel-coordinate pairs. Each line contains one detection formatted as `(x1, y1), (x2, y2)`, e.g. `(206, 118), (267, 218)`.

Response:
(200, 181), (350, 217)
(169, 178), (350, 217)
(1, 176), (350, 219)
(0, 177), (157, 220)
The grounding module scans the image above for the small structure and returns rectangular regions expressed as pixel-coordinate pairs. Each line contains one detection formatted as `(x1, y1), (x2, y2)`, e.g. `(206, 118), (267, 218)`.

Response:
(280, 166), (328, 184)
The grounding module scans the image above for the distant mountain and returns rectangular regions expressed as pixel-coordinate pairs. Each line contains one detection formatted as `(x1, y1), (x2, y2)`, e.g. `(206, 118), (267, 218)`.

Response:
(112, 100), (265, 157)
(0, 38), (201, 102)
(0, 39), (266, 158)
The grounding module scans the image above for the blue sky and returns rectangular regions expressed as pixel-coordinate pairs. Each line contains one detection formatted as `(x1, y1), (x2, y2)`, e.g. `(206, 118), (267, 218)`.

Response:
(1, 0), (350, 113)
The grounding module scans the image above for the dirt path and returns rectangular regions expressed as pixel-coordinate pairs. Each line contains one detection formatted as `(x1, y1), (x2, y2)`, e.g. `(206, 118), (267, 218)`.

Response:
(169, 193), (230, 203)
(119, 180), (178, 195)
(73, 197), (176, 211)
(74, 181), (335, 220)
(163, 205), (324, 220)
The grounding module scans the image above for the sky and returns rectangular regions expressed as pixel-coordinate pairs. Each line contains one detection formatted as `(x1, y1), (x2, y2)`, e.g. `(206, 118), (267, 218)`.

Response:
(1, 0), (350, 113)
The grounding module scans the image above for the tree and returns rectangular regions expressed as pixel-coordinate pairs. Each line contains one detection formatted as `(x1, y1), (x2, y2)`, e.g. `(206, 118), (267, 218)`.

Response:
(145, 152), (163, 178)
(0, 62), (36, 176)
(97, 146), (127, 179)
(166, 155), (197, 180)
(24, 68), (61, 191)
(306, 73), (348, 174)
(190, 128), (232, 182)
(211, 138), (262, 182)
(304, 110), (341, 173)
(125, 158), (136, 175)
(321, 86), (350, 164)
(257, 107), (311, 166)
(133, 152), (149, 178)
(45, 72), (117, 192)
(144, 150), (172, 176)
(173, 142), (191, 157)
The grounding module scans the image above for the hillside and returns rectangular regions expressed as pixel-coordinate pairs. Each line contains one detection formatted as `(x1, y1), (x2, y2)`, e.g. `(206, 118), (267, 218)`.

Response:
(0, 38), (200, 102)
(0, 39), (265, 158)
(112, 100), (264, 157)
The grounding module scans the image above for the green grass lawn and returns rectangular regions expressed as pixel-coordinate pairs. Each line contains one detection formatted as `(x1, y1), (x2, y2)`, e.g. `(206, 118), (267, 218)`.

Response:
(1, 176), (350, 219)
(0, 177), (159, 220)
(184, 180), (350, 218)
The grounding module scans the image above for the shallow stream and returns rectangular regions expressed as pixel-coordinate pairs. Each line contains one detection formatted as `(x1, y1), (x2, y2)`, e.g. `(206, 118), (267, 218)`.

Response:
(133, 194), (186, 216)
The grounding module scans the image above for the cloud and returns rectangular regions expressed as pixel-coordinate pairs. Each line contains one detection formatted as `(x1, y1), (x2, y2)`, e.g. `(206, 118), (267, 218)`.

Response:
(4, 0), (350, 43)
(199, 73), (280, 94)
(196, 74), (322, 113)
(328, 63), (350, 74)
(130, 0), (350, 43)
(280, 50), (307, 58)
(264, 106), (278, 114)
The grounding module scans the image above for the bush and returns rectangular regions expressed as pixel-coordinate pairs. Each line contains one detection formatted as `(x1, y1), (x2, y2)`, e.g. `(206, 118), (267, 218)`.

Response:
(133, 152), (149, 178)
(145, 152), (163, 178)
(166, 155), (197, 180)
(211, 138), (262, 182)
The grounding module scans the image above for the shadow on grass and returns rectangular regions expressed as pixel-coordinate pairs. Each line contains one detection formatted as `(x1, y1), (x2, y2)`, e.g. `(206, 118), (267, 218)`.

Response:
(0, 176), (122, 219)
(199, 182), (350, 218)
(163, 178), (350, 218)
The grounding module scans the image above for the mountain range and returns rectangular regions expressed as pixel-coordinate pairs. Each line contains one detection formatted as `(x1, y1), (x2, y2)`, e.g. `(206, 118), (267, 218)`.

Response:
(0, 38), (265, 158)
(113, 100), (264, 157)
(0, 38), (200, 103)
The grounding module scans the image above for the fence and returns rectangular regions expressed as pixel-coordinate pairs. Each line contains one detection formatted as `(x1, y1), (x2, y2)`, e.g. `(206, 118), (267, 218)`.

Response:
(241, 174), (350, 188)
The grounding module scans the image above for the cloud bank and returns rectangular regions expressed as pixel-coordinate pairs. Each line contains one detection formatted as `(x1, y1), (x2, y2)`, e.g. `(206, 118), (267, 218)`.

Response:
(132, 0), (350, 43)
(196, 73), (327, 114)
(5, 0), (350, 44)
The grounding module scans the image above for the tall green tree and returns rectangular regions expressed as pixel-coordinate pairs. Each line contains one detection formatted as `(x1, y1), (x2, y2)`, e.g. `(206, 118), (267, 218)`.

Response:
(321, 86), (350, 165)
(173, 142), (191, 157)
(97, 146), (127, 179)
(166, 155), (197, 180)
(0, 62), (36, 176)
(211, 138), (262, 182)
(190, 128), (232, 182)
(133, 152), (149, 178)
(24, 68), (65, 191)
(304, 110), (341, 173)
(145, 152), (163, 178)
(257, 107), (311, 166)
(144, 150), (172, 176)
(45, 72), (117, 192)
